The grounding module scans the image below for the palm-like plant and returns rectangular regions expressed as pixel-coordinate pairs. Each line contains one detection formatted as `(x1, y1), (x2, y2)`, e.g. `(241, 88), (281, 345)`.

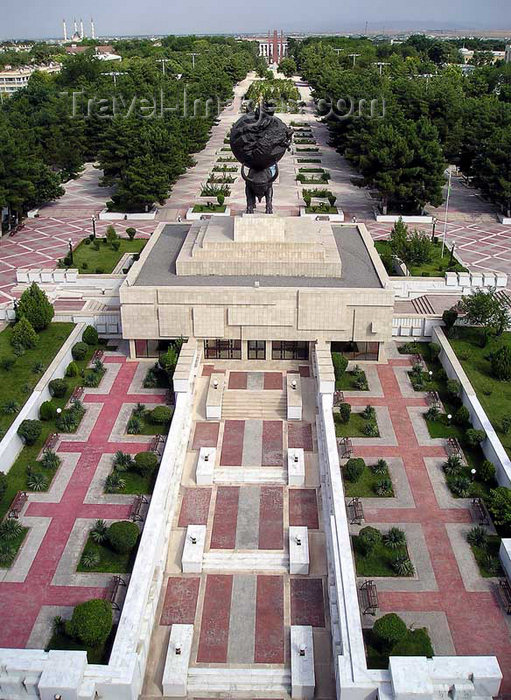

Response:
(443, 454), (463, 475)
(372, 459), (388, 475)
(374, 477), (393, 496)
(81, 550), (100, 569)
(41, 450), (61, 470)
(2, 400), (20, 415)
(113, 450), (134, 472)
(466, 525), (488, 548)
(0, 541), (15, 565)
(91, 519), (108, 544)
(0, 519), (23, 541)
(27, 472), (47, 491)
(133, 403), (146, 418)
(384, 527), (406, 550)
(127, 416), (142, 435)
(392, 554), (415, 577)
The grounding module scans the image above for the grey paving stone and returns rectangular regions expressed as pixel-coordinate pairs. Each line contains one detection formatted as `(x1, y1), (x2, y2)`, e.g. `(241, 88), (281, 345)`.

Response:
(235, 486), (260, 550)
(227, 575), (256, 663)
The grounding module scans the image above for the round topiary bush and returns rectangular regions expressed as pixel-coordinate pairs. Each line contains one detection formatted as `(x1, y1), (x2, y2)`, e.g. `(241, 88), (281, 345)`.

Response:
(338, 402), (351, 424)
(453, 405), (470, 426)
(82, 325), (99, 346)
(150, 405), (173, 425)
(479, 459), (496, 484)
(345, 457), (365, 482)
(49, 378), (68, 398)
(134, 451), (159, 476)
(39, 400), (57, 421)
(17, 419), (42, 445)
(72, 342), (88, 361)
(357, 525), (382, 554)
(107, 521), (139, 554)
(332, 352), (348, 380)
(373, 613), (408, 648)
(66, 361), (79, 377)
(491, 345), (511, 381)
(65, 598), (112, 647)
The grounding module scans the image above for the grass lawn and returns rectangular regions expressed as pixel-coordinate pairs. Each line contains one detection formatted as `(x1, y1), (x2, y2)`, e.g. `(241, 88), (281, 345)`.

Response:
(470, 535), (504, 577)
(0, 526), (28, 568)
(449, 327), (511, 459)
(0, 339), (104, 520)
(375, 239), (467, 277)
(363, 629), (390, 669)
(77, 534), (136, 573)
(343, 465), (394, 498)
(47, 624), (116, 664)
(336, 370), (368, 391)
(334, 411), (379, 438)
(192, 204), (227, 213)
(353, 537), (410, 577)
(70, 237), (146, 274)
(128, 407), (172, 435)
(305, 206), (337, 214)
(0, 322), (75, 436)
(122, 469), (156, 495)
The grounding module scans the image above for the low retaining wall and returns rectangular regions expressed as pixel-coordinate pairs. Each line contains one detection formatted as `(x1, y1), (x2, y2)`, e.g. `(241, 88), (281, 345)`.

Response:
(98, 208), (157, 221)
(432, 326), (511, 489)
(0, 323), (85, 473)
(0, 339), (200, 700)
(375, 213), (434, 224)
(391, 271), (507, 300)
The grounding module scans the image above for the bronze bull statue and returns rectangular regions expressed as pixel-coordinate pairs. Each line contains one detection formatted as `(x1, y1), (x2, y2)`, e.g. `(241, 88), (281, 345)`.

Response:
(241, 164), (279, 214)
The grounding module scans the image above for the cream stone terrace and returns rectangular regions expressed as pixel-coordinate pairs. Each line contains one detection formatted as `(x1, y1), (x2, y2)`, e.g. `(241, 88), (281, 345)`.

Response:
(120, 216), (394, 361)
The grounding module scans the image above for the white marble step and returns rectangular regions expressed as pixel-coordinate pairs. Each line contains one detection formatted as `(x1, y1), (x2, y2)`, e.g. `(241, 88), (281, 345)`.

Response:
(187, 667), (291, 694)
(214, 467), (287, 484)
(203, 550), (289, 572)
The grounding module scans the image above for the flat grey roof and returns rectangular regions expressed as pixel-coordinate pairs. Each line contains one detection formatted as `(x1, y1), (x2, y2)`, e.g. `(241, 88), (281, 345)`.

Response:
(133, 223), (382, 289)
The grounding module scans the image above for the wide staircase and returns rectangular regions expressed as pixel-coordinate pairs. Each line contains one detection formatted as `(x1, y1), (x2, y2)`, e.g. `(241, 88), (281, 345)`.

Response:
(222, 389), (287, 420)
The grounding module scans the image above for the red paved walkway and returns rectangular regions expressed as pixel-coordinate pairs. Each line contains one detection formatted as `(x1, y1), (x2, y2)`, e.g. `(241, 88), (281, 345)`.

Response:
(351, 359), (511, 693)
(0, 357), (166, 648)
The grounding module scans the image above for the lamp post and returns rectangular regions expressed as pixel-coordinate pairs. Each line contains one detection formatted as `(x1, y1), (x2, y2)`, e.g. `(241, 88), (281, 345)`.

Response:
(449, 241), (456, 267)
(348, 53), (361, 67)
(68, 238), (73, 264)
(447, 413), (452, 424)
(188, 52), (199, 69)
(441, 167), (453, 258)
(91, 214), (96, 240)
(471, 468), (477, 481)
(431, 216), (437, 242)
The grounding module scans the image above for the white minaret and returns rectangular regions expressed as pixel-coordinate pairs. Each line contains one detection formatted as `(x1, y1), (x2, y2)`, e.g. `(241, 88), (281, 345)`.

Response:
(90, 17), (95, 40)
(62, 19), (67, 42)
(80, 18), (84, 39)
(73, 18), (78, 36)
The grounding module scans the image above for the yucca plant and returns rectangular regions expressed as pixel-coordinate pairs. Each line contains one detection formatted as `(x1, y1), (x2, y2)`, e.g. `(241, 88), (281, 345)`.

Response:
(0, 541), (16, 565)
(91, 519), (108, 544)
(392, 554), (415, 577)
(384, 527), (406, 550)
(2, 400), (20, 415)
(443, 454), (463, 475)
(27, 472), (47, 491)
(113, 451), (134, 472)
(105, 472), (126, 493)
(0, 519), (23, 541)
(363, 421), (379, 437)
(374, 477), (393, 496)
(41, 450), (61, 470)
(466, 525), (488, 548)
(483, 553), (500, 575)
(447, 475), (471, 498)
(81, 550), (100, 569)
(133, 403), (146, 418)
(127, 416), (142, 435)
(372, 459), (388, 475)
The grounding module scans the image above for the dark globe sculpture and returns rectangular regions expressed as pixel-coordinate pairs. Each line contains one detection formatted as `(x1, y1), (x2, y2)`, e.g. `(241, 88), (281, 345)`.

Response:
(230, 102), (292, 214)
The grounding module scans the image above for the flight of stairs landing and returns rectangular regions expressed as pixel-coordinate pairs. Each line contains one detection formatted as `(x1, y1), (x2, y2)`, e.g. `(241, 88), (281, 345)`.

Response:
(222, 389), (287, 420)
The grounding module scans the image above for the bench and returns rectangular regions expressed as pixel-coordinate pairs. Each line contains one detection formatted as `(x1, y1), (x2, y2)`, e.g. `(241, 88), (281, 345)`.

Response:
(447, 437), (463, 458)
(413, 354), (424, 369)
(359, 580), (378, 615)
(43, 432), (59, 452)
(333, 391), (345, 407)
(426, 390), (441, 408)
(8, 491), (28, 519)
(347, 497), (364, 525)
(129, 494), (148, 522)
(150, 434), (166, 456)
(91, 349), (104, 364)
(497, 578), (511, 615)
(70, 386), (84, 402)
(472, 497), (490, 526)
(339, 437), (353, 459)
(104, 575), (126, 611)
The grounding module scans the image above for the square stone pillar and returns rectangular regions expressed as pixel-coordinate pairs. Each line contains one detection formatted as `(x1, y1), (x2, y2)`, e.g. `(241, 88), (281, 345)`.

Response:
(162, 624), (194, 697)
(182, 525), (206, 573)
(196, 447), (216, 485)
(291, 626), (315, 699)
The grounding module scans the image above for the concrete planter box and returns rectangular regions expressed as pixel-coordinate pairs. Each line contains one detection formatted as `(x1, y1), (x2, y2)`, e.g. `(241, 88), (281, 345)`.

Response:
(99, 208), (157, 221)
(27, 208), (39, 218)
(498, 214), (511, 225)
(186, 207), (231, 220)
(299, 206), (344, 222)
(375, 213), (434, 224)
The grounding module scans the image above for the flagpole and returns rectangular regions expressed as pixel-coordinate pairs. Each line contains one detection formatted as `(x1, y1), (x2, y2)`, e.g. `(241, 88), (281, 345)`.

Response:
(441, 167), (452, 258)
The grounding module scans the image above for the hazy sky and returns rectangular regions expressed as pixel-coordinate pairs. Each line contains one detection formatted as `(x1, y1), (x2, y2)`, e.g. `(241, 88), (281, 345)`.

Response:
(2, 0), (511, 40)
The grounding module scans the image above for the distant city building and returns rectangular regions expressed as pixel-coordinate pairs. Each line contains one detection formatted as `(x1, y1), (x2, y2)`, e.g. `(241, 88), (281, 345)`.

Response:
(255, 30), (288, 64)
(0, 63), (60, 94)
(506, 45), (511, 63)
(64, 44), (121, 61)
(459, 46), (507, 63)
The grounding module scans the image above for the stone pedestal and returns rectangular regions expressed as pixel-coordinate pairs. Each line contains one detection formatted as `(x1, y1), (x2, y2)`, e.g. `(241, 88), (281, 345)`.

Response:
(290, 626), (315, 699)
(289, 526), (309, 575)
(287, 374), (302, 421)
(38, 650), (87, 700)
(196, 447), (216, 485)
(162, 624), (193, 697)
(182, 525), (206, 573)
(288, 448), (305, 486)
(206, 373), (224, 420)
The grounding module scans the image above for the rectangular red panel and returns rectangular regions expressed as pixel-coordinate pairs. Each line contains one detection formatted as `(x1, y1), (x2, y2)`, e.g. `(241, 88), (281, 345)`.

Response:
(259, 486), (283, 550)
(289, 488), (319, 529)
(228, 371), (247, 389)
(220, 420), (245, 466)
(291, 578), (325, 627)
(264, 372), (283, 390)
(255, 575), (284, 663)
(178, 488), (211, 527)
(197, 575), (233, 662)
(192, 422), (220, 449)
(210, 486), (240, 549)
(288, 422), (313, 451)
(160, 577), (200, 625)
(262, 420), (283, 466)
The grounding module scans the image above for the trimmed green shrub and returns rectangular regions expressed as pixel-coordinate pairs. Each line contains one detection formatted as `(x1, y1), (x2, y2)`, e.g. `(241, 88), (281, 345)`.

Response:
(338, 402), (351, 424)
(134, 451), (159, 476)
(82, 325), (98, 346)
(358, 525), (382, 554)
(126, 227), (136, 240)
(332, 352), (348, 381)
(479, 459), (496, 484)
(442, 307), (458, 332)
(491, 345), (511, 381)
(446, 379), (461, 401)
(466, 428), (486, 447)
(106, 225), (118, 243)
(107, 521), (139, 554)
(11, 317), (38, 350)
(447, 474), (471, 497)
(17, 419), (42, 445)
(373, 613), (408, 647)
(391, 628), (433, 657)
(65, 361), (79, 377)
(39, 400), (57, 421)
(49, 378), (67, 398)
(0, 472), (7, 502)
(345, 457), (365, 482)
(429, 343), (440, 360)
(149, 405), (173, 425)
(17, 282), (54, 330)
(488, 487), (511, 534)
(453, 405), (470, 426)
(71, 342), (88, 360)
(66, 599), (113, 647)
